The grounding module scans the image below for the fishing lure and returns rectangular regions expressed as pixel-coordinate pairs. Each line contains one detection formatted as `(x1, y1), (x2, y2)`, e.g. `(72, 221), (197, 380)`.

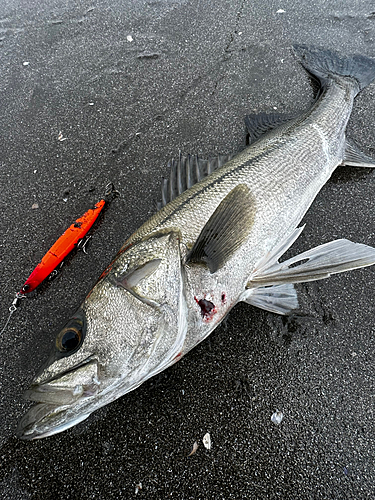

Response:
(0, 183), (119, 335)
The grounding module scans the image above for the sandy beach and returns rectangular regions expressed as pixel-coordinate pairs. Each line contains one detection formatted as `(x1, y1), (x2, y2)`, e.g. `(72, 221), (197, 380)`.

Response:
(1, 0), (375, 498)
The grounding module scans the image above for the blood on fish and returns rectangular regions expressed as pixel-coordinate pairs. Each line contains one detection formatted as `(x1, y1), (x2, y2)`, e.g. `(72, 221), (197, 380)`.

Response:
(194, 296), (216, 321)
(91, 242), (134, 291)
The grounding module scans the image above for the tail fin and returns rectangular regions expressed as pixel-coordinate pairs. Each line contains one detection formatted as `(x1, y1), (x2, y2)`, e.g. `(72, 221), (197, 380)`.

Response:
(293, 44), (375, 95)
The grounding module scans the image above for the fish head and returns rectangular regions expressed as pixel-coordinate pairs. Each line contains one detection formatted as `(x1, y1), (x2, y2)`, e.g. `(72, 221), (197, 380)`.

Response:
(17, 230), (187, 440)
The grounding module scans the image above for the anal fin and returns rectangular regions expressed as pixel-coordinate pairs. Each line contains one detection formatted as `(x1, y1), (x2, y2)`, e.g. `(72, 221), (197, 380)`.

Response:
(241, 283), (298, 315)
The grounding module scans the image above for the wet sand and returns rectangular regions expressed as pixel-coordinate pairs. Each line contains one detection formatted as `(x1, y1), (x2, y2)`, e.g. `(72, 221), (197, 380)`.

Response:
(1, 0), (375, 498)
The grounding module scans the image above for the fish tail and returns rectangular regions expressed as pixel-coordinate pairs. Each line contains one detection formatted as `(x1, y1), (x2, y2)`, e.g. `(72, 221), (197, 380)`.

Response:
(293, 44), (375, 95)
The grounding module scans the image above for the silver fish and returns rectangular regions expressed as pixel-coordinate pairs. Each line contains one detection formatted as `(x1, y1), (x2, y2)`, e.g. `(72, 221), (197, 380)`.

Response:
(17, 45), (375, 439)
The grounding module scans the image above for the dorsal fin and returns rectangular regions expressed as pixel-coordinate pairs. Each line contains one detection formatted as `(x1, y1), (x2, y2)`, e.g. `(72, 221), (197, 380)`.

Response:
(245, 112), (294, 145)
(157, 152), (235, 210)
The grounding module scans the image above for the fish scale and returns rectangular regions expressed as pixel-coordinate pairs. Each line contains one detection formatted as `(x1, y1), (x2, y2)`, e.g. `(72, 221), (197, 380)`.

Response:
(128, 82), (351, 254)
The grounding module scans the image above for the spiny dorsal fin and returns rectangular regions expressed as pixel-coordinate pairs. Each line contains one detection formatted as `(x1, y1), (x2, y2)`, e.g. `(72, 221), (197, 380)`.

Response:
(245, 112), (294, 145)
(157, 152), (235, 210)
(186, 184), (256, 273)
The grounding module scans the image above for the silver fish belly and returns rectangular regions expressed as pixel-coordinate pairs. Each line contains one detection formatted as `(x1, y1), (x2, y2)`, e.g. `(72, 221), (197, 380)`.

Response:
(17, 45), (375, 440)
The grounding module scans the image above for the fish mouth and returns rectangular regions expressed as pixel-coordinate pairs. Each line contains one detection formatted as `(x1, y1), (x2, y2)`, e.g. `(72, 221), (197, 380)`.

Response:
(17, 357), (100, 440)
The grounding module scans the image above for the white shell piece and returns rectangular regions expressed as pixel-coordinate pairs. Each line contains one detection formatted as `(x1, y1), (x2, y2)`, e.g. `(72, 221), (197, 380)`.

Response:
(135, 483), (142, 494)
(271, 410), (284, 425)
(203, 432), (211, 450)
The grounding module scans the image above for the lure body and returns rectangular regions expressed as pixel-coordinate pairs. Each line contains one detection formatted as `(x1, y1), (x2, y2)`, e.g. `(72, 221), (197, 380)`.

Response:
(20, 199), (106, 294)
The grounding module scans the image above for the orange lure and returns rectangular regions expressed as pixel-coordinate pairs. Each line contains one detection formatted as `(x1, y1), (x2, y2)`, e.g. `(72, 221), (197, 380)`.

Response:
(0, 183), (119, 337)
(20, 182), (118, 294)
(20, 198), (106, 294)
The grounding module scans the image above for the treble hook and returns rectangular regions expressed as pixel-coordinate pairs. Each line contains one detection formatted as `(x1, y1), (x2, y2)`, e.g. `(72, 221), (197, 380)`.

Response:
(77, 235), (92, 255)
(103, 182), (120, 200)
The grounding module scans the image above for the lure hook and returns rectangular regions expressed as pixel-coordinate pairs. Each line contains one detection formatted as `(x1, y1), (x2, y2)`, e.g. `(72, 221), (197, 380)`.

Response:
(19, 182), (120, 295)
(77, 235), (92, 255)
(103, 182), (120, 200)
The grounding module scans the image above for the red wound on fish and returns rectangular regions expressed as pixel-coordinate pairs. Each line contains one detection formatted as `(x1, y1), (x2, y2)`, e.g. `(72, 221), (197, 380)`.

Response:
(194, 296), (216, 320)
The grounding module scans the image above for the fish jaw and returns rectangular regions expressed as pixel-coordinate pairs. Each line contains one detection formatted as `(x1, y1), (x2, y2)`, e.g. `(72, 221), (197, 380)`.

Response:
(17, 345), (148, 440)
(16, 286), (179, 440)
(17, 404), (93, 440)
(17, 358), (101, 440)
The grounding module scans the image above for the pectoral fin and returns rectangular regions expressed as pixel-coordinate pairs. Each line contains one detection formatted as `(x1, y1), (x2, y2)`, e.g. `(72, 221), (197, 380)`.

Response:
(248, 238), (375, 287)
(186, 184), (256, 273)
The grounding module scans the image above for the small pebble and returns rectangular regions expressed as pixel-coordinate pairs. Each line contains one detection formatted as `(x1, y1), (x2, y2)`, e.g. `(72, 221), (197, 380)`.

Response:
(58, 131), (67, 142)
(137, 51), (160, 60)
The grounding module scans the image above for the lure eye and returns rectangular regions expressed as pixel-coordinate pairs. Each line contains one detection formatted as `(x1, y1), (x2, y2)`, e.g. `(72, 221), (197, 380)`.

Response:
(56, 319), (84, 353)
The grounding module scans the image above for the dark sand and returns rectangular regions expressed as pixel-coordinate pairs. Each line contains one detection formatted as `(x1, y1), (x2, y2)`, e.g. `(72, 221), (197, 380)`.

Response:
(1, 0), (375, 498)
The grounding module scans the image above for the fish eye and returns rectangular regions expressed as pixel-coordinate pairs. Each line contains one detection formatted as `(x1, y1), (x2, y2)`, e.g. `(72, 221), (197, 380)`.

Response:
(56, 318), (84, 354)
